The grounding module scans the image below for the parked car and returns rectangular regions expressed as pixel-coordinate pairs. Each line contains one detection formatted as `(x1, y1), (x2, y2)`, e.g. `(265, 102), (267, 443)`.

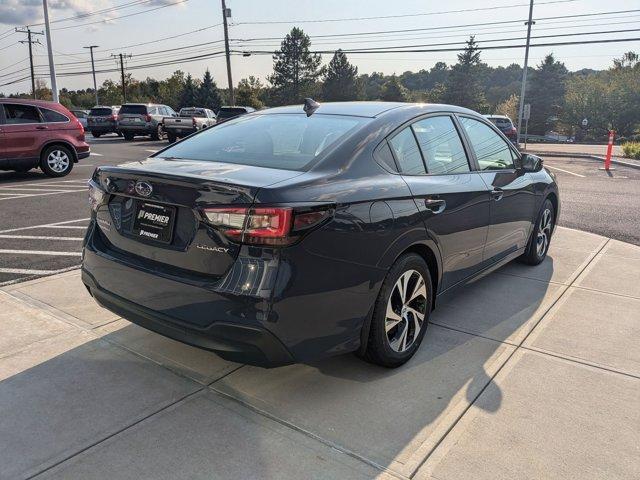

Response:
(117, 103), (176, 141)
(163, 107), (216, 143)
(83, 101), (558, 368)
(216, 105), (255, 124)
(70, 109), (89, 128)
(485, 115), (518, 144)
(0, 98), (89, 177)
(87, 105), (121, 137)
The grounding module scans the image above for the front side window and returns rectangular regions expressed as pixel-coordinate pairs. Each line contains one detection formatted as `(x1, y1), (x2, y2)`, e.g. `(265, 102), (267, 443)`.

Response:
(412, 116), (470, 174)
(459, 117), (516, 170)
(158, 113), (368, 171)
(3, 104), (41, 124)
(41, 108), (69, 123)
(389, 127), (426, 175)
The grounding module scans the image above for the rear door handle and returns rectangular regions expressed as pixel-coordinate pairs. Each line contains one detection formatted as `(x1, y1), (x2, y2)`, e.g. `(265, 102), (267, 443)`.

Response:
(36, 126), (48, 130)
(491, 188), (504, 201)
(425, 198), (446, 214)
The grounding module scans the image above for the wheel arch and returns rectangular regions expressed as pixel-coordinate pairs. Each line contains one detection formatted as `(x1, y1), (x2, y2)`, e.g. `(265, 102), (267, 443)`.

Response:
(40, 140), (78, 163)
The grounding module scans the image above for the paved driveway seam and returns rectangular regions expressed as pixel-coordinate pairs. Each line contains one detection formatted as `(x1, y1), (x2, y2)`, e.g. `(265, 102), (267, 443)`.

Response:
(405, 237), (611, 477)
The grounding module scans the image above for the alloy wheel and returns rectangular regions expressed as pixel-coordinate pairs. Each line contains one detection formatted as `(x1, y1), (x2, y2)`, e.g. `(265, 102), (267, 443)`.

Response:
(385, 269), (427, 353)
(536, 208), (553, 257)
(46, 150), (70, 173)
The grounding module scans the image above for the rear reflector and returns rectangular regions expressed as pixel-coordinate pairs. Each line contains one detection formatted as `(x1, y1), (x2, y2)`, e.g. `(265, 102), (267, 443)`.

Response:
(203, 206), (332, 246)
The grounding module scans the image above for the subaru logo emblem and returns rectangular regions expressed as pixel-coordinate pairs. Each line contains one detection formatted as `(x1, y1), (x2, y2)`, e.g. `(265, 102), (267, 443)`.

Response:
(134, 181), (153, 197)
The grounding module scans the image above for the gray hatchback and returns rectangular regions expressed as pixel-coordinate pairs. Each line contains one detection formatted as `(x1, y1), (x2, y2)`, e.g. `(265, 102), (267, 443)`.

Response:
(117, 103), (176, 141)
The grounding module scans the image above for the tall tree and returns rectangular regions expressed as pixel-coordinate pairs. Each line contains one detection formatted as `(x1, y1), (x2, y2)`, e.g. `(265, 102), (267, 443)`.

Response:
(235, 76), (265, 109)
(158, 70), (186, 110)
(268, 27), (322, 105)
(321, 50), (360, 101)
(197, 70), (222, 110)
(179, 74), (198, 108)
(442, 36), (487, 112)
(380, 76), (409, 101)
(495, 93), (519, 121)
(527, 54), (568, 135)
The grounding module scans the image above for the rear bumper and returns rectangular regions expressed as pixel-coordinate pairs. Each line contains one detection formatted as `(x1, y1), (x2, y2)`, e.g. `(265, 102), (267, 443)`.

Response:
(165, 126), (196, 136)
(89, 124), (118, 133)
(118, 124), (153, 134)
(83, 267), (294, 367)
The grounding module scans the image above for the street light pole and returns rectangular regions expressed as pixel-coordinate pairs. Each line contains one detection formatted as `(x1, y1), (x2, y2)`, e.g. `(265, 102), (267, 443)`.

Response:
(221, 0), (235, 106)
(84, 45), (99, 106)
(516, 0), (535, 146)
(42, 0), (59, 103)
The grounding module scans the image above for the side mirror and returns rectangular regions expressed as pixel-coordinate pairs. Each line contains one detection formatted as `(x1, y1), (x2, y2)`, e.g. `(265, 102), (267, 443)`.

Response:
(519, 153), (543, 172)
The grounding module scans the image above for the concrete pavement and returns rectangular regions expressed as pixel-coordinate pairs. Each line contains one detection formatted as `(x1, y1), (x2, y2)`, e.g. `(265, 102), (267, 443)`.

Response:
(1, 227), (639, 479)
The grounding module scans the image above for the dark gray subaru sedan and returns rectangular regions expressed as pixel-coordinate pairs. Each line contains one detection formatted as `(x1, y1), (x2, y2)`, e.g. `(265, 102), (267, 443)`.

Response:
(82, 101), (559, 368)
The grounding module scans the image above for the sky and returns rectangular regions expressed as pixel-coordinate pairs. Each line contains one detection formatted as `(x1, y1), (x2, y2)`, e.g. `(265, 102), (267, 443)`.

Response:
(1, 0), (639, 95)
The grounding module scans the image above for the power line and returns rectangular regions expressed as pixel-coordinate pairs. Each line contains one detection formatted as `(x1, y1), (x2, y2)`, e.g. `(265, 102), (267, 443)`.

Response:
(234, 0), (579, 25)
(51, 0), (190, 31)
(28, 0), (163, 27)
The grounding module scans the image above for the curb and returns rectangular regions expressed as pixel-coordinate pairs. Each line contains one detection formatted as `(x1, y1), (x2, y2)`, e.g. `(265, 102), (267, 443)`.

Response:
(525, 151), (640, 170)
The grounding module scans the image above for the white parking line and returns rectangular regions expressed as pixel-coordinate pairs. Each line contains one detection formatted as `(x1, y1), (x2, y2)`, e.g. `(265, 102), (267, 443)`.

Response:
(0, 267), (71, 275)
(0, 218), (90, 234)
(544, 164), (586, 178)
(0, 234), (84, 241)
(0, 249), (82, 256)
(43, 225), (87, 230)
(0, 191), (86, 201)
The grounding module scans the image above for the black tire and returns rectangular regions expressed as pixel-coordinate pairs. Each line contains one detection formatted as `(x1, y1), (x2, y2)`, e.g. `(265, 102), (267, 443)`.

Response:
(151, 124), (163, 141)
(91, 131), (101, 138)
(520, 199), (555, 265)
(123, 133), (134, 141)
(167, 133), (177, 143)
(362, 253), (432, 368)
(40, 144), (74, 177)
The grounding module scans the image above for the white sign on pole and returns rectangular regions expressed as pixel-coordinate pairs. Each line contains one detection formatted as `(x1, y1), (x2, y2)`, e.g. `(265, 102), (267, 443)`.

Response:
(523, 104), (531, 121)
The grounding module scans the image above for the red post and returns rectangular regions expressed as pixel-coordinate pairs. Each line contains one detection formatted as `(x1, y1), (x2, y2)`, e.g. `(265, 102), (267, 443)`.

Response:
(604, 130), (615, 170)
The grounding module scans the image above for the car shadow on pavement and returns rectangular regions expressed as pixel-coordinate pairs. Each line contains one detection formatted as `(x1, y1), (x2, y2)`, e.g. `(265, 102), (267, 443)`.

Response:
(0, 258), (555, 478)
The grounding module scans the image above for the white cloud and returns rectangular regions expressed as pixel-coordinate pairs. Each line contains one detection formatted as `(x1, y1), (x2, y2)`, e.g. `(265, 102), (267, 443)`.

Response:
(0, 0), (116, 26)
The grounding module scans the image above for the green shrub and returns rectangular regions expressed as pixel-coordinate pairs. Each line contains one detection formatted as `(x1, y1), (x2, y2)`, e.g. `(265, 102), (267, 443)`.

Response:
(622, 142), (640, 160)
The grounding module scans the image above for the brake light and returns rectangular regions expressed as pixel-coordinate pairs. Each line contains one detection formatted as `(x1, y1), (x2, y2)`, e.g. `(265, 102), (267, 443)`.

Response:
(144, 114), (152, 122)
(508, 127), (517, 135)
(111, 114), (117, 121)
(192, 117), (197, 127)
(202, 206), (332, 246)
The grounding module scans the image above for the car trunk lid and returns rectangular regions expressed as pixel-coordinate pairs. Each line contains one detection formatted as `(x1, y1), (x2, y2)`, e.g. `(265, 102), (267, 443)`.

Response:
(94, 157), (302, 278)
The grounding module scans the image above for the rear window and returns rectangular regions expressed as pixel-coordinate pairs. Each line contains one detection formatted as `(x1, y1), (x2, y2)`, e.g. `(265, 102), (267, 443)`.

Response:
(217, 107), (248, 120)
(89, 107), (112, 116)
(119, 105), (147, 115)
(488, 117), (513, 128)
(180, 108), (206, 118)
(158, 113), (368, 171)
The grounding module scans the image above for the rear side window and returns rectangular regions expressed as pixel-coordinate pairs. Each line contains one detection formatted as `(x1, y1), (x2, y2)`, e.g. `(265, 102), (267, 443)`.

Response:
(389, 127), (425, 175)
(459, 117), (516, 170)
(158, 113), (368, 171)
(374, 141), (398, 172)
(89, 108), (112, 116)
(41, 108), (69, 123)
(119, 105), (147, 115)
(3, 104), (41, 124)
(412, 116), (470, 174)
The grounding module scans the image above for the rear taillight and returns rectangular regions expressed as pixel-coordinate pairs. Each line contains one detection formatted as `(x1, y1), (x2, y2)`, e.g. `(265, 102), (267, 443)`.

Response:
(88, 180), (107, 212)
(508, 127), (517, 135)
(111, 114), (117, 121)
(202, 206), (333, 246)
(192, 117), (197, 127)
(144, 114), (152, 122)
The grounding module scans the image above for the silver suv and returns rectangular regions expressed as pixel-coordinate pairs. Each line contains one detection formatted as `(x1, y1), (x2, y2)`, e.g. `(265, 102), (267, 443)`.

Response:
(117, 103), (176, 141)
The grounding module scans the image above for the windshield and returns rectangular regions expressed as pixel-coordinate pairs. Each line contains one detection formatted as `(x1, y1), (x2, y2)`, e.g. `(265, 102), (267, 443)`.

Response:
(158, 113), (368, 171)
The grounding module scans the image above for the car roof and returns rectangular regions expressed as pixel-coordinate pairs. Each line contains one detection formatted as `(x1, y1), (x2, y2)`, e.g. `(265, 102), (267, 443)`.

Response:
(258, 101), (480, 119)
(0, 98), (62, 107)
(485, 115), (511, 119)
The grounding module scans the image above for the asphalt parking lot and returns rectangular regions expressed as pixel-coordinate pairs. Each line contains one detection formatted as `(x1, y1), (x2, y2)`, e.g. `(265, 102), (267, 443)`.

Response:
(0, 137), (638, 287)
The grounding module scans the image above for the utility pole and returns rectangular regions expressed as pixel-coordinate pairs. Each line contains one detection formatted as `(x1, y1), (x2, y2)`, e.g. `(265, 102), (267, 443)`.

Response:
(111, 53), (131, 103)
(221, 0), (235, 105)
(516, 0), (535, 146)
(42, 0), (59, 103)
(84, 45), (99, 106)
(16, 27), (43, 99)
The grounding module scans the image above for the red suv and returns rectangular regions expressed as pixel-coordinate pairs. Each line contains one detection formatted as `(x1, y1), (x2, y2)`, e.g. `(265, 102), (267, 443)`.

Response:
(0, 99), (90, 177)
